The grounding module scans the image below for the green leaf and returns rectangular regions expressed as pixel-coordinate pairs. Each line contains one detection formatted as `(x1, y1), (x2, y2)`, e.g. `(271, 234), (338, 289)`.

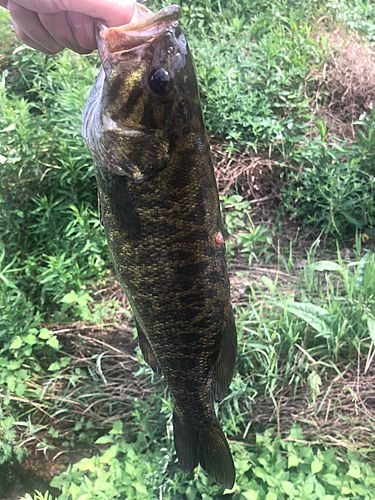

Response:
(288, 454), (302, 468)
(39, 328), (52, 340)
(23, 333), (37, 346)
(7, 360), (21, 370)
(95, 435), (114, 445)
(322, 473), (341, 487)
(47, 336), (59, 350)
(111, 421), (123, 435)
(253, 467), (267, 481)
(347, 464), (361, 479)
(265, 490), (277, 500)
(47, 362), (61, 371)
(101, 445), (119, 462)
(243, 491), (259, 500)
(311, 457), (323, 474)
(341, 485), (352, 495)
(61, 290), (78, 304)
(10, 336), (23, 350)
(310, 261), (342, 272)
(278, 301), (333, 336)
(281, 481), (296, 495)
(75, 458), (95, 472)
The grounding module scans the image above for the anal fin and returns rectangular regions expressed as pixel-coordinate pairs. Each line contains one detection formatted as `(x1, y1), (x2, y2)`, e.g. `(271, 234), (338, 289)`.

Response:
(135, 319), (161, 373)
(213, 306), (237, 401)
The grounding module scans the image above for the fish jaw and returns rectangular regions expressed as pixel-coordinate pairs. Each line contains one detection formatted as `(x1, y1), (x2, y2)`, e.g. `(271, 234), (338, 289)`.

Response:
(96, 4), (182, 58)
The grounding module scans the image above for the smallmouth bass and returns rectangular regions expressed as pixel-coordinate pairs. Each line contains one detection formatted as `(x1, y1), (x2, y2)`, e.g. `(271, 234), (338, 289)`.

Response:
(82, 4), (237, 488)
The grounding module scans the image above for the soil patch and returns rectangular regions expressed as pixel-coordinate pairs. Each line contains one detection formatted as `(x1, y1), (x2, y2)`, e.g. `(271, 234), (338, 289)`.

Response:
(250, 364), (375, 454)
(211, 141), (282, 210)
(313, 26), (375, 139)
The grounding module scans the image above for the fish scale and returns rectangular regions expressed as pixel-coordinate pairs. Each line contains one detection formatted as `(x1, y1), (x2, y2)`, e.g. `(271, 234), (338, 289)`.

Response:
(83, 4), (237, 488)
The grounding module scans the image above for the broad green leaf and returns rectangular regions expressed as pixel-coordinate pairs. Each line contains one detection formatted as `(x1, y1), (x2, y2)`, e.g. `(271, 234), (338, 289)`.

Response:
(281, 481), (296, 495)
(346, 464), (361, 479)
(75, 458), (96, 472)
(47, 362), (61, 371)
(253, 467), (267, 481)
(288, 454), (302, 468)
(47, 336), (59, 350)
(39, 328), (52, 340)
(23, 333), (37, 346)
(311, 457), (323, 474)
(101, 444), (119, 462)
(340, 485), (352, 495)
(243, 491), (259, 500)
(111, 420), (123, 434)
(308, 371), (322, 401)
(61, 290), (78, 304)
(265, 490), (277, 500)
(95, 435), (114, 445)
(310, 261), (342, 272)
(10, 336), (23, 350)
(322, 473), (341, 486)
(277, 301), (333, 336)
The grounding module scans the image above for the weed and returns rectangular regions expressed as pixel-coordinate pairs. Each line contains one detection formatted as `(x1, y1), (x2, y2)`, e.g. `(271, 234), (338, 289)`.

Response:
(282, 118), (375, 238)
(48, 423), (375, 499)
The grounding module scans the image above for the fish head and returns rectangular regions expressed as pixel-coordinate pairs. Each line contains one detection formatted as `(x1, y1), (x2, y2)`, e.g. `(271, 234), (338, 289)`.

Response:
(83, 4), (203, 182)
(97, 4), (200, 129)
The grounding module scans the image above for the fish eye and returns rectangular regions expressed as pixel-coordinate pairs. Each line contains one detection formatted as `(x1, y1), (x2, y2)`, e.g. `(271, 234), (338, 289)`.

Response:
(148, 68), (173, 96)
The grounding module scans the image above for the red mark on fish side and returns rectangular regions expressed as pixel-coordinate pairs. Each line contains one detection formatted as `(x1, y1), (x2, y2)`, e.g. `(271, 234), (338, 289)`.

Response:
(214, 231), (225, 246)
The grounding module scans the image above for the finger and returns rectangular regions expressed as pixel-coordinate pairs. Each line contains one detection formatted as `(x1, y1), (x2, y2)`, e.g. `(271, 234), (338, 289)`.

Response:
(66, 11), (96, 51)
(10, 0), (136, 26)
(8, 0), (63, 53)
(12, 22), (56, 53)
(39, 11), (91, 53)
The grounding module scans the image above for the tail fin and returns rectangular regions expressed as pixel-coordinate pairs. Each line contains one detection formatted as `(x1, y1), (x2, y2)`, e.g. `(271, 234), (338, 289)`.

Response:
(173, 412), (235, 489)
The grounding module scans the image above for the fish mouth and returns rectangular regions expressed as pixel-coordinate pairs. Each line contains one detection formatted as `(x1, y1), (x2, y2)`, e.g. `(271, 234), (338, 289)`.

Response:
(97, 4), (182, 54)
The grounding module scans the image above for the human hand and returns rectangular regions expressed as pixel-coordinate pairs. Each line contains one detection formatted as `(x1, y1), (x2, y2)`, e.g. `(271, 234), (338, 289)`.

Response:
(0, 0), (136, 54)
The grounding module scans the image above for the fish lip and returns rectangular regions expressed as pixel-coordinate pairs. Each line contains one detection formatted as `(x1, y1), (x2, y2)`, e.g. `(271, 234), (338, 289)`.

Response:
(97, 4), (182, 54)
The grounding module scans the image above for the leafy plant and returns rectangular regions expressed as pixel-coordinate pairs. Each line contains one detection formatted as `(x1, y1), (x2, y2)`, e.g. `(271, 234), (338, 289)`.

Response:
(282, 120), (375, 237)
(0, 410), (25, 464)
(51, 421), (161, 499)
(49, 424), (375, 499)
(20, 492), (54, 500)
(222, 195), (273, 263)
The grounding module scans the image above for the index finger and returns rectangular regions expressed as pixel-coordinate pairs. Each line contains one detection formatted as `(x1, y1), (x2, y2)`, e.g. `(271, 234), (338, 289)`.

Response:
(8, 0), (135, 25)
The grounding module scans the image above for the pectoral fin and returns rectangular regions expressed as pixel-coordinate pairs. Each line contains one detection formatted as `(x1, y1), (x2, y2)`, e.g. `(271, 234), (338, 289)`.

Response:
(135, 319), (161, 373)
(101, 125), (169, 183)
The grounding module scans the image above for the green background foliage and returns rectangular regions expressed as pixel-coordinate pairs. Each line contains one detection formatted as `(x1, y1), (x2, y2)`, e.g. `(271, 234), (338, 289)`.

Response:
(0, 0), (374, 498)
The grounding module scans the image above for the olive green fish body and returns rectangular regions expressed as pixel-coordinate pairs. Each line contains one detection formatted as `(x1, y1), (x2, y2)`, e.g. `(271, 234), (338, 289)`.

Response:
(83, 5), (237, 487)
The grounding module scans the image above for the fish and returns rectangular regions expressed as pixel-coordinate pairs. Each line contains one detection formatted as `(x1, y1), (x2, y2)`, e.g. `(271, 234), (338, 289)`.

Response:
(82, 3), (237, 489)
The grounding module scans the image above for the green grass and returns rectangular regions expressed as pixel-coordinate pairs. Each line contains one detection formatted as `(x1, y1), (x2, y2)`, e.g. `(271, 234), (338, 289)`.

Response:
(0, 1), (374, 499)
